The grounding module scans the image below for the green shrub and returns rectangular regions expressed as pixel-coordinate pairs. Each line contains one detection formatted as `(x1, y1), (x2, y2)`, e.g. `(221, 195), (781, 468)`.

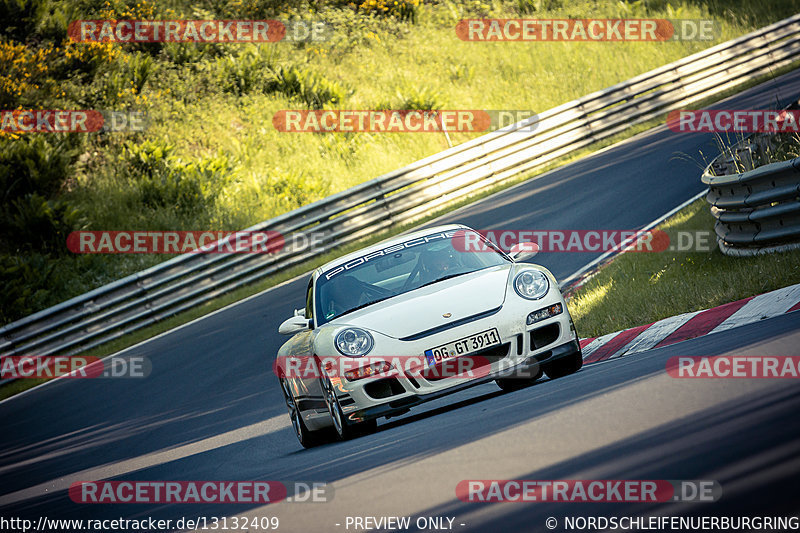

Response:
(316, 133), (373, 166)
(311, 6), (410, 53)
(0, 40), (57, 109)
(267, 65), (348, 108)
(217, 0), (311, 18)
(1, 193), (83, 254)
(128, 52), (154, 94)
(514, 0), (562, 14)
(217, 46), (275, 96)
(0, 135), (80, 204)
(0, 130), (83, 258)
(350, 0), (420, 22)
(266, 167), (328, 210)
(395, 84), (445, 110)
(0, 252), (54, 324)
(0, 0), (47, 41)
(92, 52), (154, 105)
(125, 140), (232, 215)
(124, 139), (174, 178)
(162, 42), (217, 66)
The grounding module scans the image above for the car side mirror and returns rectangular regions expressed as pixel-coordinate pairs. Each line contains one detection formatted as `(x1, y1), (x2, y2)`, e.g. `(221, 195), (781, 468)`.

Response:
(279, 315), (311, 335)
(509, 241), (539, 262)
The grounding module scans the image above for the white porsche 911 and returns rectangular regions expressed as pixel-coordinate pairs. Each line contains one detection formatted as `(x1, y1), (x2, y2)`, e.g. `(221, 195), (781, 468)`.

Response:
(275, 224), (582, 447)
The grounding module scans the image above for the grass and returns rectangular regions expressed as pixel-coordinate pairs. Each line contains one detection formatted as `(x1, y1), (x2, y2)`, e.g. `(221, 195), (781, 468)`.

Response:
(567, 199), (800, 338)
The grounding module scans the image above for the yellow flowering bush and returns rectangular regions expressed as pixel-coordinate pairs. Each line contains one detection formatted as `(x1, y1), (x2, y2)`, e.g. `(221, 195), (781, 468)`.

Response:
(349, 0), (420, 21)
(96, 0), (163, 20)
(0, 41), (54, 108)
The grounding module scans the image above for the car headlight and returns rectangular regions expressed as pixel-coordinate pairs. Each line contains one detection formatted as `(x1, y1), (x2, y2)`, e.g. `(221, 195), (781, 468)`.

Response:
(514, 269), (549, 300)
(335, 328), (374, 357)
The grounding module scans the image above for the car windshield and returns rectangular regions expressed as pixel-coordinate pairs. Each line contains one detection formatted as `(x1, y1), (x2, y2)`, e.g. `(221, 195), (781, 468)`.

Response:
(315, 229), (509, 325)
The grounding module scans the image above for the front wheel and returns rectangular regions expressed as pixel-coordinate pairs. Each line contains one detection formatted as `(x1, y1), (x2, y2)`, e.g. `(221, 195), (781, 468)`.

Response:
(280, 378), (332, 448)
(542, 350), (583, 379)
(320, 374), (376, 440)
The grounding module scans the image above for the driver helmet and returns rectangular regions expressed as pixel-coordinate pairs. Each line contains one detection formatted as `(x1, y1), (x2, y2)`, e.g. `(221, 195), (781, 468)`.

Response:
(422, 247), (456, 276)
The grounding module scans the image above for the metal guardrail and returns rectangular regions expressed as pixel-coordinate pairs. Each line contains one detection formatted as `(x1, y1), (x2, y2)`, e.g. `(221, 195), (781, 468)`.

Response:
(703, 131), (800, 255)
(2, 14), (800, 377)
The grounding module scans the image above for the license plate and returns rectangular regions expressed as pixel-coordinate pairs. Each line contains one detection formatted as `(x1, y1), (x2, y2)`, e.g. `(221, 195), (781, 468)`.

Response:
(424, 328), (501, 367)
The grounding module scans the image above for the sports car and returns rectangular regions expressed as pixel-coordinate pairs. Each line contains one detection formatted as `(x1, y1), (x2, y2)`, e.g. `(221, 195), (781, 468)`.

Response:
(275, 224), (582, 447)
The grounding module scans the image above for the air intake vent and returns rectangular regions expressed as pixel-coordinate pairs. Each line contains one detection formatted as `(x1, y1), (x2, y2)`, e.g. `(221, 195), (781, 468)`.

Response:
(530, 323), (560, 350)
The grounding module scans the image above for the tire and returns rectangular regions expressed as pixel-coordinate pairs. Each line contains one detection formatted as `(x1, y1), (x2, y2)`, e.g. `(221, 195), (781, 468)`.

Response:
(280, 378), (333, 448)
(320, 374), (376, 440)
(496, 366), (543, 392)
(542, 350), (583, 379)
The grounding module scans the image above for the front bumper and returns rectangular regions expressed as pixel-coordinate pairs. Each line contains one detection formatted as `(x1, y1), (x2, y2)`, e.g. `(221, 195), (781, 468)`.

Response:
(344, 337), (582, 424)
(303, 273), (581, 429)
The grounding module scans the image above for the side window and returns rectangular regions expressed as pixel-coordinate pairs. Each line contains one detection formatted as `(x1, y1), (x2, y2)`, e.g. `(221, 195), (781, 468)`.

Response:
(305, 276), (314, 322)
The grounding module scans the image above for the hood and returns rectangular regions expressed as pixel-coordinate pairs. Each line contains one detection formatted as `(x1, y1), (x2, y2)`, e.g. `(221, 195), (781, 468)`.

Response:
(332, 265), (512, 339)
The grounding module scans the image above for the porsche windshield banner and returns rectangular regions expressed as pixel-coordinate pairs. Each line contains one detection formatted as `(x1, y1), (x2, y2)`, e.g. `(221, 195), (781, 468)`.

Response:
(322, 231), (458, 280)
